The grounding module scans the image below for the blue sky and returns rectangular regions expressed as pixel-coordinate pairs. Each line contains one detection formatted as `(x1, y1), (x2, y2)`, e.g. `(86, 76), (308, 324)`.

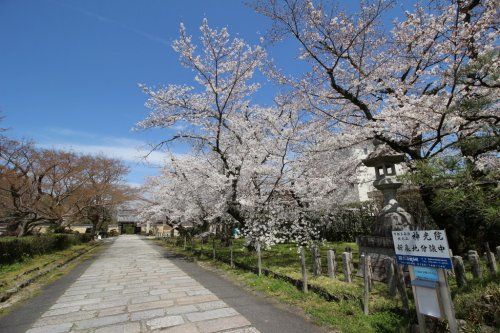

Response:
(0, 0), (413, 186)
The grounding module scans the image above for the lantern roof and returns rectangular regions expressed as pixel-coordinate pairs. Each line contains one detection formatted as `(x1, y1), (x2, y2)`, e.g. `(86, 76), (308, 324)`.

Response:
(362, 139), (405, 167)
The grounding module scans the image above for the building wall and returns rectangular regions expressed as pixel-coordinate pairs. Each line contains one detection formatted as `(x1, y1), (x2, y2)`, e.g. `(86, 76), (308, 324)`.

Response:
(107, 225), (119, 233)
(69, 225), (91, 234)
(351, 146), (406, 203)
(154, 224), (178, 237)
(69, 225), (120, 234)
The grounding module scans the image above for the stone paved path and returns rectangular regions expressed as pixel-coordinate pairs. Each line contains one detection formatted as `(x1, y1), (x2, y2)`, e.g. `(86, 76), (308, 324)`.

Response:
(26, 235), (260, 333)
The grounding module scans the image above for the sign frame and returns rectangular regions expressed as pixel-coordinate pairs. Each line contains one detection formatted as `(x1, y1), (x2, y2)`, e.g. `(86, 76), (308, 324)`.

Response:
(392, 230), (452, 269)
(392, 230), (458, 333)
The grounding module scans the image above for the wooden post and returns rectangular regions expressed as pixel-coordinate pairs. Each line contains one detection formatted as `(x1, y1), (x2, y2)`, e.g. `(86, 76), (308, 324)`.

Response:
(484, 243), (497, 276)
(468, 250), (482, 279)
(367, 256), (373, 291)
(300, 246), (308, 293)
(438, 268), (459, 333)
(183, 236), (187, 250)
(342, 252), (352, 283)
(452, 256), (467, 288)
(311, 243), (322, 276)
(327, 249), (336, 278)
(345, 247), (355, 273)
(448, 249), (455, 277)
(408, 266), (427, 333)
(230, 241), (234, 268)
(395, 264), (409, 314)
(256, 241), (262, 276)
(362, 254), (370, 314)
(385, 257), (397, 297)
(212, 237), (216, 261)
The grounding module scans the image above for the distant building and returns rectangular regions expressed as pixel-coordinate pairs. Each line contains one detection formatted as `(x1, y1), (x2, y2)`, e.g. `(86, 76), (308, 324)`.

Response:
(0, 222), (8, 236)
(115, 201), (180, 235)
(116, 201), (142, 234)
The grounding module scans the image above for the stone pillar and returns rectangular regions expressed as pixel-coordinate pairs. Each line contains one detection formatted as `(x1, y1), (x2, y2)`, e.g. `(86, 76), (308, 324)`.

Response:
(363, 254), (370, 314)
(384, 257), (396, 297)
(345, 247), (355, 274)
(327, 250), (336, 278)
(300, 246), (308, 293)
(395, 264), (409, 314)
(230, 243), (234, 268)
(484, 243), (497, 276)
(212, 237), (216, 261)
(342, 252), (352, 283)
(311, 243), (322, 276)
(256, 241), (262, 277)
(452, 256), (467, 288)
(468, 250), (482, 279)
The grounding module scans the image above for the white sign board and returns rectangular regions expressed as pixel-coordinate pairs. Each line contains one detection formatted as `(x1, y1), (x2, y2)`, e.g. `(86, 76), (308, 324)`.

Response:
(415, 284), (442, 318)
(392, 230), (452, 269)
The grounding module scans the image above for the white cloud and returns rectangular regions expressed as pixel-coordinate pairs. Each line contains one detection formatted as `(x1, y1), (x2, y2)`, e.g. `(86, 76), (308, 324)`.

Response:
(38, 127), (189, 166)
(34, 128), (188, 186)
(127, 182), (144, 188)
(39, 142), (168, 165)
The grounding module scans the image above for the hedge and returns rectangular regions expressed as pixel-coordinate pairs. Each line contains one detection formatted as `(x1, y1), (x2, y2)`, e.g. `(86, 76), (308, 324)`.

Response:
(0, 233), (93, 265)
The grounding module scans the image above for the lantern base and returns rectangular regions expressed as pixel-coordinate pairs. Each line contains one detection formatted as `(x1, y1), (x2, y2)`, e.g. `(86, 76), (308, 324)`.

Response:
(374, 199), (413, 237)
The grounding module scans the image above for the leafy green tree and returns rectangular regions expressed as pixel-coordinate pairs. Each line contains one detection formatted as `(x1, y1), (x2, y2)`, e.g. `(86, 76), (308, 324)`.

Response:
(406, 157), (499, 253)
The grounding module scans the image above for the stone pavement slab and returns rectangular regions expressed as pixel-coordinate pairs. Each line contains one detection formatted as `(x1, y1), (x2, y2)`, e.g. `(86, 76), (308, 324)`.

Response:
(23, 235), (260, 333)
(2, 235), (326, 333)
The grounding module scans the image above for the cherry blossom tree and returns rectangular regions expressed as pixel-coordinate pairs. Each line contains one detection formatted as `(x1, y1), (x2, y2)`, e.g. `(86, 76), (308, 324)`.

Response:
(252, 0), (499, 225)
(140, 155), (229, 229)
(137, 19), (268, 226)
(137, 20), (325, 244)
(137, 18), (374, 247)
(253, 0), (498, 160)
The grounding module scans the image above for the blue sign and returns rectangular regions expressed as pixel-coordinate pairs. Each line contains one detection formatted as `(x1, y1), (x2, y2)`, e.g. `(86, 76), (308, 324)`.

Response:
(396, 254), (452, 269)
(414, 266), (439, 282)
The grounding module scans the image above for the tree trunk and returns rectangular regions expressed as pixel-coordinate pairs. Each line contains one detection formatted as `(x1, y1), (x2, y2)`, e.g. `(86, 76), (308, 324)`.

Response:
(221, 224), (233, 247)
(91, 214), (101, 236)
(16, 220), (29, 237)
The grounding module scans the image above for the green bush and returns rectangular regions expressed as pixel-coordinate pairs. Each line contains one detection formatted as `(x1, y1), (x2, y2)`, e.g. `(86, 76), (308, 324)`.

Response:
(320, 202), (375, 242)
(122, 224), (135, 234)
(454, 277), (500, 330)
(108, 230), (119, 237)
(0, 233), (92, 265)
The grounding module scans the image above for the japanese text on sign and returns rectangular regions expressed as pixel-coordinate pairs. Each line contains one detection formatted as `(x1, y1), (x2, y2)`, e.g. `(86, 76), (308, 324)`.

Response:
(392, 230), (452, 269)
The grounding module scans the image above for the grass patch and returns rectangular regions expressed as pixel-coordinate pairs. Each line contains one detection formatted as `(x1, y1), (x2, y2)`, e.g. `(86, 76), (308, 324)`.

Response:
(453, 273), (500, 331)
(157, 237), (499, 332)
(155, 238), (410, 333)
(0, 243), (93, 293)
(0, 241), (102, 316)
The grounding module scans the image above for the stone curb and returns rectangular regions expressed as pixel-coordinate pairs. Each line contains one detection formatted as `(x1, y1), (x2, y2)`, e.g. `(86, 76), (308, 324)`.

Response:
(0, 242), (102, 303)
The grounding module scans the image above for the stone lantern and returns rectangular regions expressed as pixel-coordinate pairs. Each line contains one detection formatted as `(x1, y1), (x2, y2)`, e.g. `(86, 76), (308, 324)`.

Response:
(362, 139), (413, 237)
(356, 139), (414, 282)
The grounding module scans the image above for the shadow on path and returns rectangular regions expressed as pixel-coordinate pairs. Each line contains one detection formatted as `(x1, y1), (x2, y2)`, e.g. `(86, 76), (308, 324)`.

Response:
(152, 243), (328, 333)
(0, 241), (109, 333)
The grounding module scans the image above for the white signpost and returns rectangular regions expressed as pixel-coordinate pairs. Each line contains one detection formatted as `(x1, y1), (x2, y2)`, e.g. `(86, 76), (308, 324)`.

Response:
(392, 230), (458, 333)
